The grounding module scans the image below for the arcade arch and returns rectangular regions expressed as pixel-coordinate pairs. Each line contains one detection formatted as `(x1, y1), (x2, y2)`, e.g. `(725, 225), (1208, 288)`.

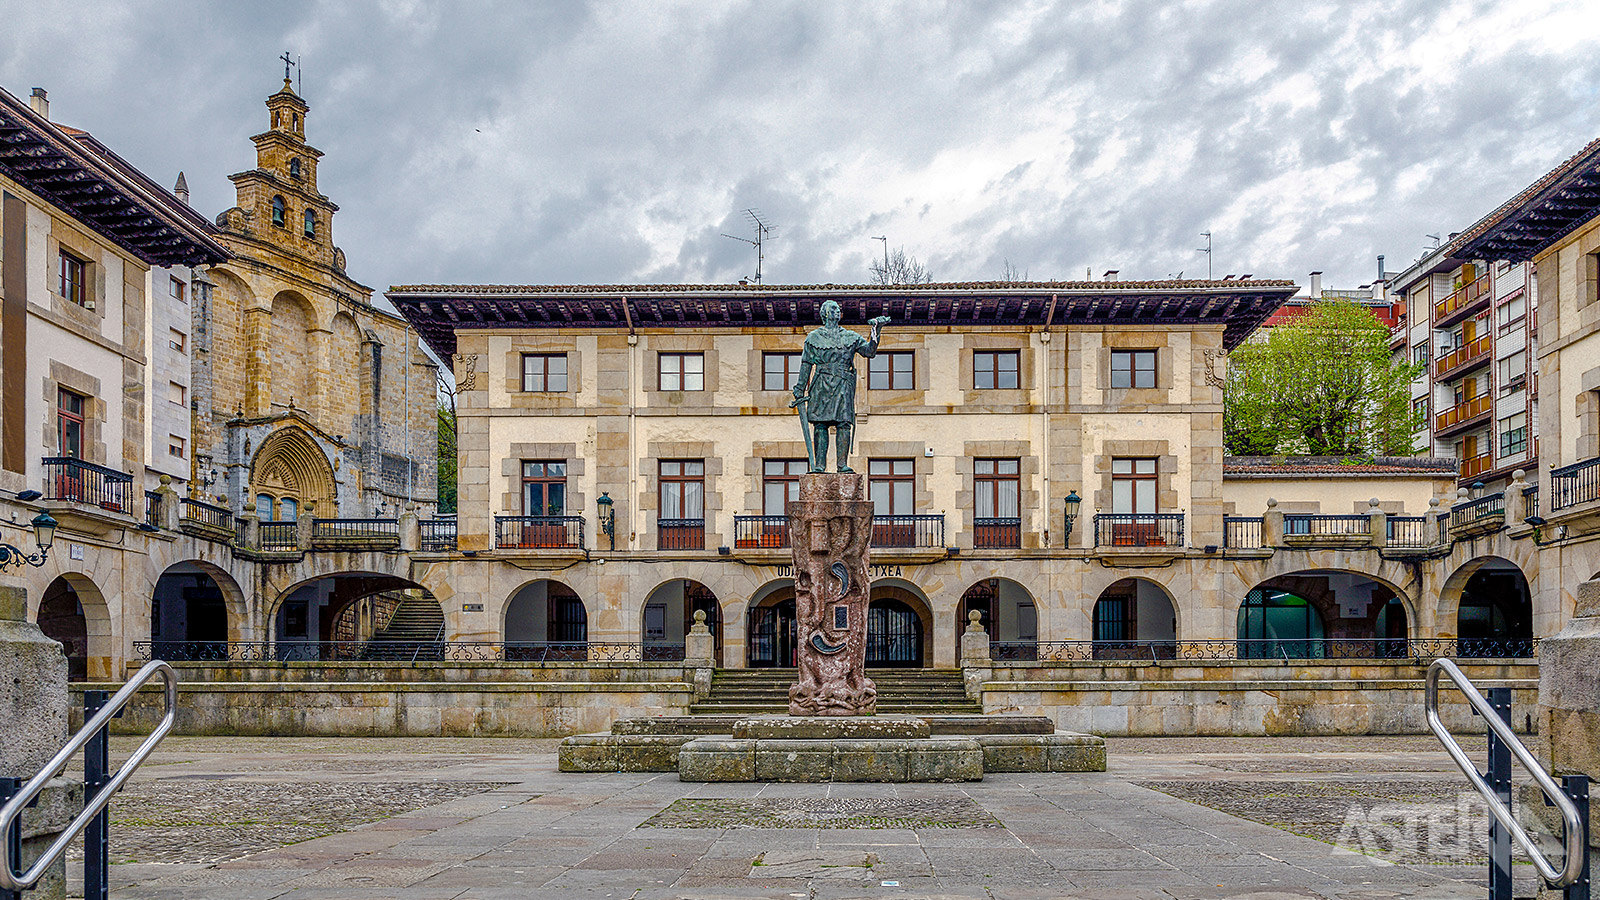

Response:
(34, 574), (110, 681)
(270, 572), (442, 659)
(640, 579), (720, 661)
(747, 579), (795, 668)
(149, 561), (247, 657)
(504, 579), (588, 660)
(958, 578), (1037, 658)
(868, 582), (931, 668)
(1237, 568), (1408, 658)
(1091, 578), (1178, 658)
(1448, 557), (1533, 655)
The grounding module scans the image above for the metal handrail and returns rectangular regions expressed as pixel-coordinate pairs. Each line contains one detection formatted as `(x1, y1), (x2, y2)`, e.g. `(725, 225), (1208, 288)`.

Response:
(0, 660), (178, 891)
(1424, 658), (1584, 888)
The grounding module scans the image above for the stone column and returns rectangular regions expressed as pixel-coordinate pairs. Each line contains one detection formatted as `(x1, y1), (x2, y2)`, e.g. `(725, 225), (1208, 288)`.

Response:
(296, 500), (317, 550)
(1537, 577), (1599, 895)
(683, 610), (716, 699)
(787, 473), (876, 716)
(1366, 498), (1387, 549)
(239, 514), (261, 550)
(399, 504), (420, 552)
(0, 583), (78, 900)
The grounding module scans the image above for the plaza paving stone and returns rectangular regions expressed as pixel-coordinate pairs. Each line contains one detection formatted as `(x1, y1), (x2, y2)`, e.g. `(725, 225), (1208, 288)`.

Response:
(60, 734), (1555, 898)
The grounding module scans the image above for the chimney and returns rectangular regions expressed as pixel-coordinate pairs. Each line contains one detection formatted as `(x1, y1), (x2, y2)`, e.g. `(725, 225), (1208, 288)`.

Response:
(173, 171), (190, 206)
(1308, 271), (1323, 300)
(1376, 255), (1386, 281)
(1102, 269), (1118, 281)
(28, 88), (48, 119)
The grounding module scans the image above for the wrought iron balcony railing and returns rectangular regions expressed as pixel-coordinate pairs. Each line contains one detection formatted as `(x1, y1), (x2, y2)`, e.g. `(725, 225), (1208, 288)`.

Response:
(872, 514), (945, 548)
(656, 517), (704, 550)
(497, 515), (586, 550)
(1550, 456), (1600, 511)
(420, 517), (458, 551)
(733, 515), (790, 549)
(313, 518), (400, 544)
(179, 497), (233, 534)
(1385, 515), (1432, 548)
(42, 457), (132, 513)
(1223, 516), (1262, 549)
(972, 517), (1021, 549)
(1283, 513), (1370, 540)
(988, 638), (1538, 662)
(1450, 492), (1505, 531)
(1093, 513), (1183, 548)
(258, 521), (298, 552)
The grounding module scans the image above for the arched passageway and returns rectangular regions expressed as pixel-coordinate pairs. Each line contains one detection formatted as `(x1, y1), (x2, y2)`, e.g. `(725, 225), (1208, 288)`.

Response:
(1455, 559), (1533, 656)
(1237, 569), (1408, 658)
(1091, 578), (1178, 659)
(747, 582), (796, 668)
(960, 578), (1038, 660)
(150, 562), (244, 659)
(641, 579), (720, 661)
(37, 576), (95, 681)
(271, 572), (443, 660)
(867, 584), (930, 668)
(504, 579), (588, 660)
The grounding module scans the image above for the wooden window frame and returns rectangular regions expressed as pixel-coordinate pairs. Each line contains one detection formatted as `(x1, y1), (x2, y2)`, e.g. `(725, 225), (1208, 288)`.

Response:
(169, 276), (186, 302)
(868, 458), (915, 515)
(658, 460), (706, 519)
(658, 353), (705, 392)
(761, 459), (807, 515)
(762, 352), (801, 392)
(58, 249), (87, 307)
(1110, 349), (1157, 389)
(520, 353), (569, 392)
(57, 388), (85, 458)
(973, 350), (1020, 390)
(868, 352), (914, 391)
(520, 460), (568, 516)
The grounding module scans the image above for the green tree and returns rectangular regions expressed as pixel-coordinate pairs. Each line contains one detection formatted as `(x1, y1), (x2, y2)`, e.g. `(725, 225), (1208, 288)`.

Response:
(1224, 300), (1423, 456)
(436, 373), (457, 514)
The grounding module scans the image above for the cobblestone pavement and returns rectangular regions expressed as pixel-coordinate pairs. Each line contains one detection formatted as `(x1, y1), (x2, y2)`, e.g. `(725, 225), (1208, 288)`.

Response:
(67, 734), (1549, 899)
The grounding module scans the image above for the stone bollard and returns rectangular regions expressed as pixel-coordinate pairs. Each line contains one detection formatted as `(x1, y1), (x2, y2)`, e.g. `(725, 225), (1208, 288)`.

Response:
(1261, 498), (1284, 547)
(1536, 577), (1600, 895)
(1366, 498), (1387, 549)
(960, 609), (993, 701)
(0, 584), (78, 899)
(296, 500), (317, 550)
(683, 609), (717, 699)
(399, 503), (421, 552)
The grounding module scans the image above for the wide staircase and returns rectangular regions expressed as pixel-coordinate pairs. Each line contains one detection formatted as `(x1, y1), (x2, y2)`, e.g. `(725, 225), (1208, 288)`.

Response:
(689, 668), (983, 715)
(362, 594), (445, 661)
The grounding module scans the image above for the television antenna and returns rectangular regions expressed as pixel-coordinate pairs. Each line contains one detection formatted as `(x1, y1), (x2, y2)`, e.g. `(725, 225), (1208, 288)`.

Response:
(722, 209), (775, 284)
(1196, 231), (1213, 279)
(871, 235), (888, 272)
(1426, 233), (1442, 249)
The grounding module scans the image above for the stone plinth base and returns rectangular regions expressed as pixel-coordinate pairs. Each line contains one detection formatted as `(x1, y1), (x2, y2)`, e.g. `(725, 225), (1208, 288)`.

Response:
(678, 737), (982, 783)
(732, 715), (927, 740)
(975, 734), (1107, 772)
(558, 734), (694, 773)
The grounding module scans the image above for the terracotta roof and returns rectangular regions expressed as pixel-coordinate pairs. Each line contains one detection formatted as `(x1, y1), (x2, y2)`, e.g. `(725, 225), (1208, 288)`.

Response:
(391, 278), (1295, 295)
(1224, 456), (1459, 477)
(1449, 134), (1600, 262)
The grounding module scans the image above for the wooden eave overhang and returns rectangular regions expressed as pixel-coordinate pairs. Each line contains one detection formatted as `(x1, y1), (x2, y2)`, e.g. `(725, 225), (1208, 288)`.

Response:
(387, 280), (1300, 359)
(1451, 135), (1600, 263)
(0, 89), (229, 267)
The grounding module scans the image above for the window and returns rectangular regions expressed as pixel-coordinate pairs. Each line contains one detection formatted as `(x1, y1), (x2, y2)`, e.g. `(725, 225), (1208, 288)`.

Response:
(280, 497), (298, 522)
(169, 328), (186, 353)
(1412, 342), (1429, 366)
(271, 195), (286, 227)
(762, 459), (807, 515)
(1498, 351), (1527, 391)
(168, 435), (185, 459)
(974, 350), (1020, 390)
(974, 458), (1021, 549)
(1499, 412), (1528, 458)
(169, 276), (186, 302)
(868, 458), (914, 515)
(289, 157), (302, 179)
(659, 460), (705, 550)
(658, 353), (704, 391)
(520, 461), (567, 516)
(303, 208), (316, 238)
(58, 249), (87, 306)
(1111, 458), (1157, 514)
(762, 352), (801, 392)
(520, 353), (569, 392)
(1412, 396), (1429, 426)
(255, 494), (273, 520)
(1110, 349), (1156, 389)
(57, 389), (85, 458)
(868, 352), (914, 390)
(167, 381), (186, 405)
(1498, 293), (1526, 330)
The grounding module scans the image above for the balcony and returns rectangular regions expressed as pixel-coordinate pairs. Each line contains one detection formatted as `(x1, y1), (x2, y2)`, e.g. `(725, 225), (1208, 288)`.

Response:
(1550, 456), (1600, 513)
(1460, 451), (1495, 481)
(1387, 321), (1408, 350)
(656, 518), (704, 550)
(872, 514), (945, 550)
(1449, 492), (1505, 537)
(143, 490), (163, 530)
(734, 514), (790, 549)
(1385, 515), (1435, 550)
(258, 520), (298, 552)
(1434, 333), (1492, 379)
(1283, 513), (1371, 548)
(313, 518), (400, 550)
(1093, 513), (1184, 549)
(1223, 516), (1263, 550)
(972, 517), (1021, 549)
(1433, 272), (1492, 327)
(419, 517), (458, 552)
(41, 457), (135, 536)
(179, 497), (234, 542)
(1434, 393), (1492, 436)
(497, 515), (586, 550)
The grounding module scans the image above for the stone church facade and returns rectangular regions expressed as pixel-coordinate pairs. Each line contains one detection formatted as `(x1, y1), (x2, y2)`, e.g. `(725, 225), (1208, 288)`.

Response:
(198, 78), (437, 521)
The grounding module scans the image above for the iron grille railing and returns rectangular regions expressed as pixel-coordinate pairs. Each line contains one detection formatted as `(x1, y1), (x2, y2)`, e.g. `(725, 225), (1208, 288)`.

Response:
(497, 515), (585, 549)
(1385, 515), (1432, 548)
(988, 638), (1538, 662)
(313, 518), (400, 543)
(1223, 516), (1262, 549)
(1522, 485), (1540, 521)
(972, 517), (1021, 549)
(42, 457), (132, 512)
(143, 490), (162, 529)
(733, 515), (790, 549)
(1550, 456), (1600, 511)
(1450, 492), (1505, 531)
(134, 640), (669, 663)
(179, 497), (233, 533)
(420, 518), (458, 551)
(1093, 513), (1183, 548)
(258, 521), (298, 552)
(872, 514), (945, 548)
(657, 518), (705, 550)
(1283, 513), (1370, 538)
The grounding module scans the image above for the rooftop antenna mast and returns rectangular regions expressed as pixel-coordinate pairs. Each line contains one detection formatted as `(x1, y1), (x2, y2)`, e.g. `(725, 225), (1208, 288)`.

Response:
(1197, 231), (1212, 280)
(297, 55), (302, 94)
(871, 235), (888, 272)
(721, 209), (774, 284)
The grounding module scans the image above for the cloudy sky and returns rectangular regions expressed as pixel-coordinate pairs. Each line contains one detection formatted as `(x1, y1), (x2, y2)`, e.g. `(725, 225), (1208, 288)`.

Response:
(4, 0), (1599, 293)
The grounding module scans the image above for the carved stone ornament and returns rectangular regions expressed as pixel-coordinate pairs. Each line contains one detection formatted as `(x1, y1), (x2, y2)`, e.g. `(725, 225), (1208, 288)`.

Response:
(788, 473), (877, 716)
(1203, 348), (1226, 390)
(453, 353), (479, 391)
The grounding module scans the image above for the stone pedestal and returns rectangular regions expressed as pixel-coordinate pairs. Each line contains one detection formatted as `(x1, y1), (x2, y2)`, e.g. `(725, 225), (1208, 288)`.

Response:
(0, 583), (76, 899)
(1536, 577), (1600, 895)
(787, 474), (876, 716)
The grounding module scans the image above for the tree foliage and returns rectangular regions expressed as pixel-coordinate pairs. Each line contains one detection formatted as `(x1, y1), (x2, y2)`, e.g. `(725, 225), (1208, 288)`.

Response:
(869, 247), (932, 285)
(1224, 300), (1423, 457)
(436, 371), (458, 514)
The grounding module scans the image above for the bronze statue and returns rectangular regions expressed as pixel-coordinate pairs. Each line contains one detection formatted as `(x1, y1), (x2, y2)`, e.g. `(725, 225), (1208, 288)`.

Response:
(790, 301), (890, 473)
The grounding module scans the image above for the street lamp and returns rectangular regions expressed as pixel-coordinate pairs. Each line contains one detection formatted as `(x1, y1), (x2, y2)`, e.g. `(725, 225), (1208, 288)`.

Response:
(1063, 491), (1081, 544)
(0, 511), (58, 571)
(596, 492), (615, 551)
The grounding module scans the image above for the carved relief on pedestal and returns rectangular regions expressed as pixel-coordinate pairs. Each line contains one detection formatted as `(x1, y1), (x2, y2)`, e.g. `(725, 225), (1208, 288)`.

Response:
(787, 472), (877, 716)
